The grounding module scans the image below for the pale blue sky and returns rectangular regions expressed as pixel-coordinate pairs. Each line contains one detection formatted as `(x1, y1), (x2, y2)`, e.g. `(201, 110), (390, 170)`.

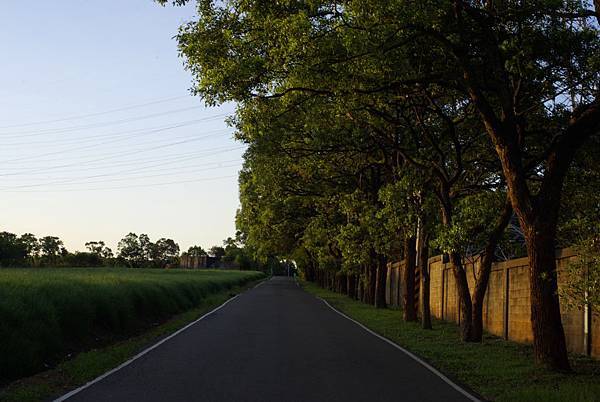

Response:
(0, 1), (244, 252)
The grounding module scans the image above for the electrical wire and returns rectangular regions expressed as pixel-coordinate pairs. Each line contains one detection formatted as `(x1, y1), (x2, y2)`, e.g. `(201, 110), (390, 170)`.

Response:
(1, 116), (225, 147)
(0, 95), (190, 129)
(2, 158), (242, 182)
(0, 145), (245, 173)
(1, 175), (238, 193)
(0, 106), (217, 138)
(0, 162), (242, 190)
(1, 127), (229, 164)
(0, 145), (246, 177)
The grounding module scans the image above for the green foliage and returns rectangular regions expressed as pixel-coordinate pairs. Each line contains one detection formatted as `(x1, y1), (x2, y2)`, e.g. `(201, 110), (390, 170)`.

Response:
(0, 268), (264, 381)
(336, 190), (392, 266)
(559, 144), (600, 309)
(432, 191), (507, 257)
(561, 219), (600, 310)
(62, 252), (104, 267)
(0, 232), (28, 267)
(0, 231), (119, 268)
(208, 245), (225, 259)
(166, 2), (600, 368)
(39, 236), (67, 264)
(187, 245), (207, 257)
(117, 233), (180, 268)
(84, 241), (113, 259)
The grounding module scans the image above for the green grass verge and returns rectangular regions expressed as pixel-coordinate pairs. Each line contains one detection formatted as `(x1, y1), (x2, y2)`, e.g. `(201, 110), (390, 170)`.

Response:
(301, 281), (600, 402)
(0, 267), (265, 381)
(0, 278), (263, 402)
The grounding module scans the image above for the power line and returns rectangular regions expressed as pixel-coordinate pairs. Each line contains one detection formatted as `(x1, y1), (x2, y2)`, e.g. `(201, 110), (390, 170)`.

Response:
(1, 175), (239, 193)
(0, 95), (190, 129)
(1, 117), (222, 147)
(1, 126), (230, 164)
(0, 106), (219, 138)
(0, 145), (246, 177)
(1, 162), (242, 190)
(3, 158), (242, 182)
(0, 145), (245, 173)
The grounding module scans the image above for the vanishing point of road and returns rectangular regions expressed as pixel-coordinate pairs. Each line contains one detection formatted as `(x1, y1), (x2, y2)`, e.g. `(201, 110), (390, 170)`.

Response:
(60, 277), (477, 402)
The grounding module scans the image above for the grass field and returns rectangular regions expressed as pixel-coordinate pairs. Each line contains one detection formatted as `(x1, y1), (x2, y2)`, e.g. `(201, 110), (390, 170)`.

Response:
(0, 280), (261, 402)
(301, 281), (600, 402)
(0, 268), (264, 382)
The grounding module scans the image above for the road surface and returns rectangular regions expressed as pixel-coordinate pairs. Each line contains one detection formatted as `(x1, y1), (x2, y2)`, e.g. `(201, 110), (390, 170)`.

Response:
(61, 277), (476, 402)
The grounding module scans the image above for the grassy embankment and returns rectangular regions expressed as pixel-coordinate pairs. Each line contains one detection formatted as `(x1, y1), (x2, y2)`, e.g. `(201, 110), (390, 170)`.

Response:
(0, 268), (264, 389)
(301, 281), (600, 402)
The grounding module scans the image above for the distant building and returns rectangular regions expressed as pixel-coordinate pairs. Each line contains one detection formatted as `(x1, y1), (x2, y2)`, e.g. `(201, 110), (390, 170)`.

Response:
(179, 253), (208, 269)
(179, 253), (239, 269)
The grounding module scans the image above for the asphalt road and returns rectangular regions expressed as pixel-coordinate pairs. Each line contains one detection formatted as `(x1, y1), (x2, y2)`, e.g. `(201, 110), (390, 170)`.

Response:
(61, 277), (476, 402)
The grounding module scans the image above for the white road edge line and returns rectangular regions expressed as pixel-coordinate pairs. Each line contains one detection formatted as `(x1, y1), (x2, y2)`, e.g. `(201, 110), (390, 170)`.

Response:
(54, 278), (268, 402)
(318, 297), (481, 402)
(253, 278), (269, 288)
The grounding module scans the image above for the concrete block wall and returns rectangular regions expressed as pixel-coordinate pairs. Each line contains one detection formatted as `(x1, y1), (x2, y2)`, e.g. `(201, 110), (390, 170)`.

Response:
(429, 256), (443, 318)
(386, 248), (599, 358)
(386, 261), (404, 308)
(483, 268), (505, 337)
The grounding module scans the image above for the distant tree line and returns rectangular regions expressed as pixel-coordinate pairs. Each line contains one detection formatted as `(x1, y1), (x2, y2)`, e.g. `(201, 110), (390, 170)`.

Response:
(0, 230), (287, 273)
(0, 231), (180, 268)
(0, 232), (73, 267)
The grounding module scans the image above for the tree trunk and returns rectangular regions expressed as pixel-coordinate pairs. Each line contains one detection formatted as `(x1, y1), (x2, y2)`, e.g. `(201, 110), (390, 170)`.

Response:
(403, 236), (418, 321)
(450, 251), (475, 342)
(472, 198), (513, 341)
(419, 235), (432, 330)
(346, 273), (354, 298)
(375, 254), (387, 309)
(439, 195), (475, 341)
(499, 150), (571, 369)
(358, 278), (363, 303)
(367, 263), (377, 305)
(359, 266), (366, 303)
(524, 222), (570, 370)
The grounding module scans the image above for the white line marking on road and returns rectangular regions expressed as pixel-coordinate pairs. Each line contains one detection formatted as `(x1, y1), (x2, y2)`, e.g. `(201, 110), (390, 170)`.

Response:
(54, 289), (249, 402)
(253, 278), (269, 289)
(318, 297), (481, 402)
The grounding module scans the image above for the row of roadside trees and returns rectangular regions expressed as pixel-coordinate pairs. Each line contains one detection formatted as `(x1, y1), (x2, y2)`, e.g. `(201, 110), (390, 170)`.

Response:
(161, 0), (600, 370)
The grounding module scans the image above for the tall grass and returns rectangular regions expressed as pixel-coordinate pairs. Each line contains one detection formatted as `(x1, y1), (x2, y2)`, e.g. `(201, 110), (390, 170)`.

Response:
(0, 268), (264, 381)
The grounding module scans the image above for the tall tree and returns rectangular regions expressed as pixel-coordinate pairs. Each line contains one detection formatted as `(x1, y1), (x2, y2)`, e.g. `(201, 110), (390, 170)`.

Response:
(0, 232), (28, 266)
(117, 233), (142, 267)
(39, 236), (66, 265)
(19, 233), (40, 266)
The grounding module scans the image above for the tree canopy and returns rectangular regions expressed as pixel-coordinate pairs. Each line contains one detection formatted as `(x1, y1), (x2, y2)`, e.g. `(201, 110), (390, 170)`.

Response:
(163, 0), (600, 370)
